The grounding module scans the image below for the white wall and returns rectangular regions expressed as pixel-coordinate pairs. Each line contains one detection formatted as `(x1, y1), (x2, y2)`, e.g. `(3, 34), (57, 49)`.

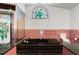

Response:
(17, 4), (26, 14)
(25, 4), (71, 29)
(71, 4), (79, 29)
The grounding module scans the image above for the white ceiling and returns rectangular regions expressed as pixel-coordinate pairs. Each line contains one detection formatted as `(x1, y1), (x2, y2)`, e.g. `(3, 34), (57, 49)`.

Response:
(46, 3), (79, 9)
(14, 3), (79, 14)
(25, 3), (79, 9)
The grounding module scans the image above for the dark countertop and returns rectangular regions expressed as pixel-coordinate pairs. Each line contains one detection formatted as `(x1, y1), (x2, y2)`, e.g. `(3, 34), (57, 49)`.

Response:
(63, 42), (79, 55)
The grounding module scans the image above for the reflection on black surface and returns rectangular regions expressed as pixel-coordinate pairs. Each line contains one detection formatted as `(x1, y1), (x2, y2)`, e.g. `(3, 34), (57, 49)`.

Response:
(17, 39), (62, 55)
(21, 39), (48, 44)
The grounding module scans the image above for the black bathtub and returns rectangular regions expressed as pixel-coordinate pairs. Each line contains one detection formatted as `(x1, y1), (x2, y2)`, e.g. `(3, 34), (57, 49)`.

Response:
(17, 39), (62, 55)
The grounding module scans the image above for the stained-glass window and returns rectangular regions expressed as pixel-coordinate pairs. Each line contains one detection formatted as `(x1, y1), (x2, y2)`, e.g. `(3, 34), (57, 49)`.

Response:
(32, 8), (48, 19)
(0, 15), (11, 44)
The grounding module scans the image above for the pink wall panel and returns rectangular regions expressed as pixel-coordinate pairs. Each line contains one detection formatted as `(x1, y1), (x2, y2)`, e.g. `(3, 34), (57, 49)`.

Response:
(25, 29), (41, 39)
(25, 29), (71, 41)
(70, 30), (79, 42)
(17, 16), (25, 41)
(25, 29), (79, 42)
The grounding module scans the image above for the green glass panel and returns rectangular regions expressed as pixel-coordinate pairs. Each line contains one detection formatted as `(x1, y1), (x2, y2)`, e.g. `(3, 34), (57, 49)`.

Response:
(0, 22), (8, 41)
(33, 8), (48, 19)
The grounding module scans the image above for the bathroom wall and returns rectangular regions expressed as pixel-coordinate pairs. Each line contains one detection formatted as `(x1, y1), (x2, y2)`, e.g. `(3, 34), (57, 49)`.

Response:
(71, 4), (79, 29)
(25, 29), (70, 40)
(15, 6), (25, 42)
(17, 7), (25, 41)
(25, 4), (70, 29)
(25, 4), (71, 40)
(70, 4), (79, 41)
(15, 4), (79, 42)
(17, 3), (26, 14)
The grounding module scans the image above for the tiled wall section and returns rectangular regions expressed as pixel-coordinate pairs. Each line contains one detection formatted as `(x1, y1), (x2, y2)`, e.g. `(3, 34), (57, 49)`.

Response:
(70, 30), (79, 41)
(16, 7), (25, 41)
(25, 29), (79, 42)
(25, 29), (71, 39)
(17, 16), (25, 41)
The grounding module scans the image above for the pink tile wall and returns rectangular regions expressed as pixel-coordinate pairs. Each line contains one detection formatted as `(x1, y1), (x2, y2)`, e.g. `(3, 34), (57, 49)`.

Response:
(25, 29), (70, 40)
(25, 29), (79, 42)
(17, 16), (25, 41)
(25, 29), (41, 39)
(70, 30), (79, 42)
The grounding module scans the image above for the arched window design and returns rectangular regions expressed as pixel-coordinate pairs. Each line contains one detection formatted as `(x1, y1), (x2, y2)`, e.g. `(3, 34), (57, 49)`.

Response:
(32, 8), (48, 19)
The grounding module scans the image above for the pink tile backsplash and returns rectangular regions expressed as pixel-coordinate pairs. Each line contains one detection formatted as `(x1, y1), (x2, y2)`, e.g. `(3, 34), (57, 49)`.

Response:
(24, 29), (79, 42)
